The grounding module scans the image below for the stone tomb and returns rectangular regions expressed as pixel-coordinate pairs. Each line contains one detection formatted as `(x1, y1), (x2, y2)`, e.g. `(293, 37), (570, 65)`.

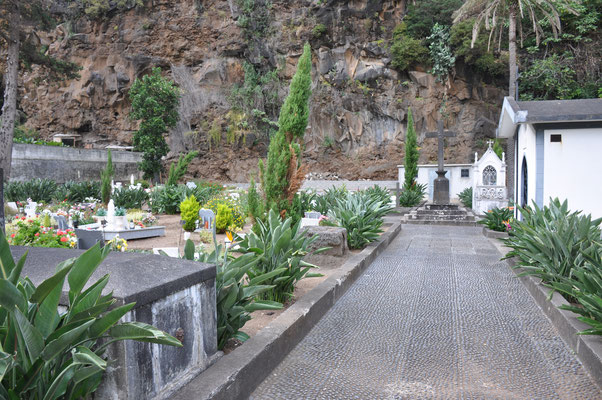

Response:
(11, 246), (218, 400)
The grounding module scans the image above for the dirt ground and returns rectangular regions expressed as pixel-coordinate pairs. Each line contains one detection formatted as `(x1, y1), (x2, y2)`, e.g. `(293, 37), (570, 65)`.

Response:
(125, 214), (243, 253)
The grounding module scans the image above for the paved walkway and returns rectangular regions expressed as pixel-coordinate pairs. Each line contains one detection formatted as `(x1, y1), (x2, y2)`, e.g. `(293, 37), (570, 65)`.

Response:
(252, 225), (601, 399)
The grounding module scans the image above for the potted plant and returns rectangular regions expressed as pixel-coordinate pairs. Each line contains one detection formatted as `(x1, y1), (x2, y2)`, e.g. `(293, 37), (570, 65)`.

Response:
(115, 207), (127, 230)
(180, 195), (200, 240)
(94, 208), (107, 224)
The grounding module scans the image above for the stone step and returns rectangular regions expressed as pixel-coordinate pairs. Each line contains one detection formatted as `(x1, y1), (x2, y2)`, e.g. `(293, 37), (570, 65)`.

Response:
(403, 218), (480, 227)
(412, 215), (475, 221)
(424, 204), (460, 211)
(416, 210), (467, 216)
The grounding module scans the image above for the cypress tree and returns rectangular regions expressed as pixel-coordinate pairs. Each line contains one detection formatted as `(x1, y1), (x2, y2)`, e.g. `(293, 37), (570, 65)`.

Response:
(260, 43), (312, 216)
(101, 150), (114, 205)
(404, 108), (419, 188)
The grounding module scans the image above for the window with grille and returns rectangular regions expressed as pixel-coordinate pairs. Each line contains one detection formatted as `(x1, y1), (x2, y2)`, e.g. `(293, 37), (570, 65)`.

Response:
(482, 165), (497, 185)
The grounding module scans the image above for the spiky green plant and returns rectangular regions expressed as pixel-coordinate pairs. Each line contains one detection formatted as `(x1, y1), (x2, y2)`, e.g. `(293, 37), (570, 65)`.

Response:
(0, 238), (181, 399)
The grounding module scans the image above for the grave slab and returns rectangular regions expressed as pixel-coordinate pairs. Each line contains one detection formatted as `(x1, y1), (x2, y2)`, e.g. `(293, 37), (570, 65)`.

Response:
(11, 246), (218, 400)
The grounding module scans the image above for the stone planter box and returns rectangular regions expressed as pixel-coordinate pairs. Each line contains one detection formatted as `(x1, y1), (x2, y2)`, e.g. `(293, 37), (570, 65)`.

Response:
(11, 246), (218, 400)
(301, 226), (348, 257)
(482, 226), (509, 239)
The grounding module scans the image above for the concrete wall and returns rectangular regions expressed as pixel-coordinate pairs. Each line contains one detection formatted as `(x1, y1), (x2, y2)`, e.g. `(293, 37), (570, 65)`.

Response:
(543, 127), (602, 219)
(10, 144), (142, 183)
(399, 164), (473, 201)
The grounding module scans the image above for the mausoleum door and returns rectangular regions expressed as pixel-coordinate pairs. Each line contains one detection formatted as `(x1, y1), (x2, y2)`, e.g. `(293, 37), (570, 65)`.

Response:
(521, 157), (528, 207)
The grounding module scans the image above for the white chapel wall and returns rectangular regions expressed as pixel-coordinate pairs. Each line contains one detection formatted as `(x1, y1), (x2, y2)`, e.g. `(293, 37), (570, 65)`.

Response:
(516, 124), (538, 207)
(543, 127), (602, 219)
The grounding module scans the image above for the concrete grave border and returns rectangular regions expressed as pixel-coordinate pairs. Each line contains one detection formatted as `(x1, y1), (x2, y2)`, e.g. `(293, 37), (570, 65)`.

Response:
(173, 219), (402, 400)
(486, 235), (602, 390)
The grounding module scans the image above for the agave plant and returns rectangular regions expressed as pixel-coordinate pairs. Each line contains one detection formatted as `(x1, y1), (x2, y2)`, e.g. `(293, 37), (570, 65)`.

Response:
(328, 191), (394, 249)
(548, 247), (602, 336)
(503, 199), (602, 283)
(237, 210), (325, 303)
(0, 236), (181, 399)
(478, 206), (513, 232)
(182, 235), (284, 349)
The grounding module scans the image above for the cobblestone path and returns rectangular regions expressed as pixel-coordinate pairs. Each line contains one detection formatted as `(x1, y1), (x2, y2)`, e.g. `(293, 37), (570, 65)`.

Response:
(252, 225), (601, 399)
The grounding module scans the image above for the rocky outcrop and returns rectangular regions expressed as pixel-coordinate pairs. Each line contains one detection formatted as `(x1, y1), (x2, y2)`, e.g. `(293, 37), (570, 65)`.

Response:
(17, 0), (505, 181)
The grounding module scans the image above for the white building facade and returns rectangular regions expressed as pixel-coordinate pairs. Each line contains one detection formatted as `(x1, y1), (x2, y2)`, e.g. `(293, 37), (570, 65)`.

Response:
(398, 163), (473, 202)
(497, 97), (602, 219)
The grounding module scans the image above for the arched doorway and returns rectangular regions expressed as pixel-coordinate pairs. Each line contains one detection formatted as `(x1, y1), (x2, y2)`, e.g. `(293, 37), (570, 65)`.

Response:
(521, 156), (528, 207)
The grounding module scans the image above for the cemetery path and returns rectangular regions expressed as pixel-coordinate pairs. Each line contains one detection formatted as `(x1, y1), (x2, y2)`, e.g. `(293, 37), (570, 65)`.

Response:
(251, 225), (601, 399)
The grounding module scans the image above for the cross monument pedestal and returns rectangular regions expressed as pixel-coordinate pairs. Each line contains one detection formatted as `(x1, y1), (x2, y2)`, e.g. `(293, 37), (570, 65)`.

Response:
(425, 120), (456, 205)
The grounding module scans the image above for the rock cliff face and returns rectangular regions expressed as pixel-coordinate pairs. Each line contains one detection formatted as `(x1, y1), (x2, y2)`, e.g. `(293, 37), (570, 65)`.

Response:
(18, 0), (505, 182)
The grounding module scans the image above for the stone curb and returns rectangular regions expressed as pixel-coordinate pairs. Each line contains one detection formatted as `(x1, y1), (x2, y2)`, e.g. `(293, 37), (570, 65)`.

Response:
(485, 235), (602, 390)
(481, 226), (509, 239)
(172, 220), (403, 400)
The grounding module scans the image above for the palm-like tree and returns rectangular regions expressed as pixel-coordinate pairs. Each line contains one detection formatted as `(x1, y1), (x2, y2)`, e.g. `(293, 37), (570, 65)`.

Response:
(453, 0), (578, 98)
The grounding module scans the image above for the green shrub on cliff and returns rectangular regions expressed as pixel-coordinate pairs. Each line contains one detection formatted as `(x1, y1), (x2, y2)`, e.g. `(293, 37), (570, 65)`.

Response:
(390, 23), (429, 72)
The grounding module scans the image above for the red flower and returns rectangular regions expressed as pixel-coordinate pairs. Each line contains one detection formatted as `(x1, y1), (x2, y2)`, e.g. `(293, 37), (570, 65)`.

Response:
(10, 234), (15, 238)
(60, 236), (68, 242)
(35, 233), (40, 237)
(21, 216), (26, 220)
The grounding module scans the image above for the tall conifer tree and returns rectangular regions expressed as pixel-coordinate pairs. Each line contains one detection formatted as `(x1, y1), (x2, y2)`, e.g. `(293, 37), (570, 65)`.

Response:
(404, 108), (419, 188)
(259, 43), (312, 216)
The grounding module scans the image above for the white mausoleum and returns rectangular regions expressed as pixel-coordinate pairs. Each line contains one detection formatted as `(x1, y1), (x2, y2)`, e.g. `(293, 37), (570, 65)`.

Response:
(497, 97), (602, 219)
(472, 141), (508, 214)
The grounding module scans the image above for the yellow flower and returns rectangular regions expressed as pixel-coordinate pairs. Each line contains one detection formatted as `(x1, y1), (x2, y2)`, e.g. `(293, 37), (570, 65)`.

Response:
(225, 231), (233, 242)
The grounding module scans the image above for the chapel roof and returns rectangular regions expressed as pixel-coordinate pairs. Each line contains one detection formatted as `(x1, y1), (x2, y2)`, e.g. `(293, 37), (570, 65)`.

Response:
(497, 97), (602, 138)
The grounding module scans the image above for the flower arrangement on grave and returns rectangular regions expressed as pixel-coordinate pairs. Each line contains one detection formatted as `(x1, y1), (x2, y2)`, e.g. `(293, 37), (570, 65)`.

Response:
(6, 217), (77, 248)
(107, 235), (128, 252)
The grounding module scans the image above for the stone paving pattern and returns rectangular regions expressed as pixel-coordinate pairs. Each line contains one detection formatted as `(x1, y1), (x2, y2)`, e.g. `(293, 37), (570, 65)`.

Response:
(252, 225), (601, 399)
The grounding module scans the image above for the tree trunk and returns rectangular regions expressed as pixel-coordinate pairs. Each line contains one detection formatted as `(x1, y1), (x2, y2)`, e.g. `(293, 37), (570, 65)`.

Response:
(0, 2), (21, 179)
(508, 6), (517, 99)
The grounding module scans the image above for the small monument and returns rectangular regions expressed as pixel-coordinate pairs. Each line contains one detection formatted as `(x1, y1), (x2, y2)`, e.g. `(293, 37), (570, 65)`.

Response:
(472, 140), (508, 214)
(425, 120), (457, 205)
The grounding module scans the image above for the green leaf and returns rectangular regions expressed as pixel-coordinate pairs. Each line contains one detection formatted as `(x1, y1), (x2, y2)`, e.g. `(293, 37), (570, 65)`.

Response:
(8, 252), (27, 286)
(108, 322), (183, 347)
(233, 331), (250, 343)
(41, 319), (95, 362)
(0, 234), (16, 280)
(30, 259), (74, 304)
(89, 302), (136, 338)
(72, 346), (107, 369)
(184, 239), (195, 260)
(42, 362), (76, 400)
(34, 281), (63, 339)
(13, 308), (45, 364)
(67, 244), (106, 302)
(0, 280), (27, 312)
(244, 300), (283, 312)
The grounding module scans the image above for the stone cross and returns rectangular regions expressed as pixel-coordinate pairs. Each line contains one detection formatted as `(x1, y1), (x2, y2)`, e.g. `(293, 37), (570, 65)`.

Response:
(425, 120), (456, 204)
(425, 120), (457, 173)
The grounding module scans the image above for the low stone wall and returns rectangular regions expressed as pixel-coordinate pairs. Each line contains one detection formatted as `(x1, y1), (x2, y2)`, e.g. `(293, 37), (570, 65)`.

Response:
(12, 246), (218, 400)
(10, 144), (142, 183)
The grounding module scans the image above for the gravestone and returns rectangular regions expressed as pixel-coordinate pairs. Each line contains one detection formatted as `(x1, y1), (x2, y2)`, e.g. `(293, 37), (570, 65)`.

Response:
(197, 208), (216, 233)
(425, 120), (456, 205)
